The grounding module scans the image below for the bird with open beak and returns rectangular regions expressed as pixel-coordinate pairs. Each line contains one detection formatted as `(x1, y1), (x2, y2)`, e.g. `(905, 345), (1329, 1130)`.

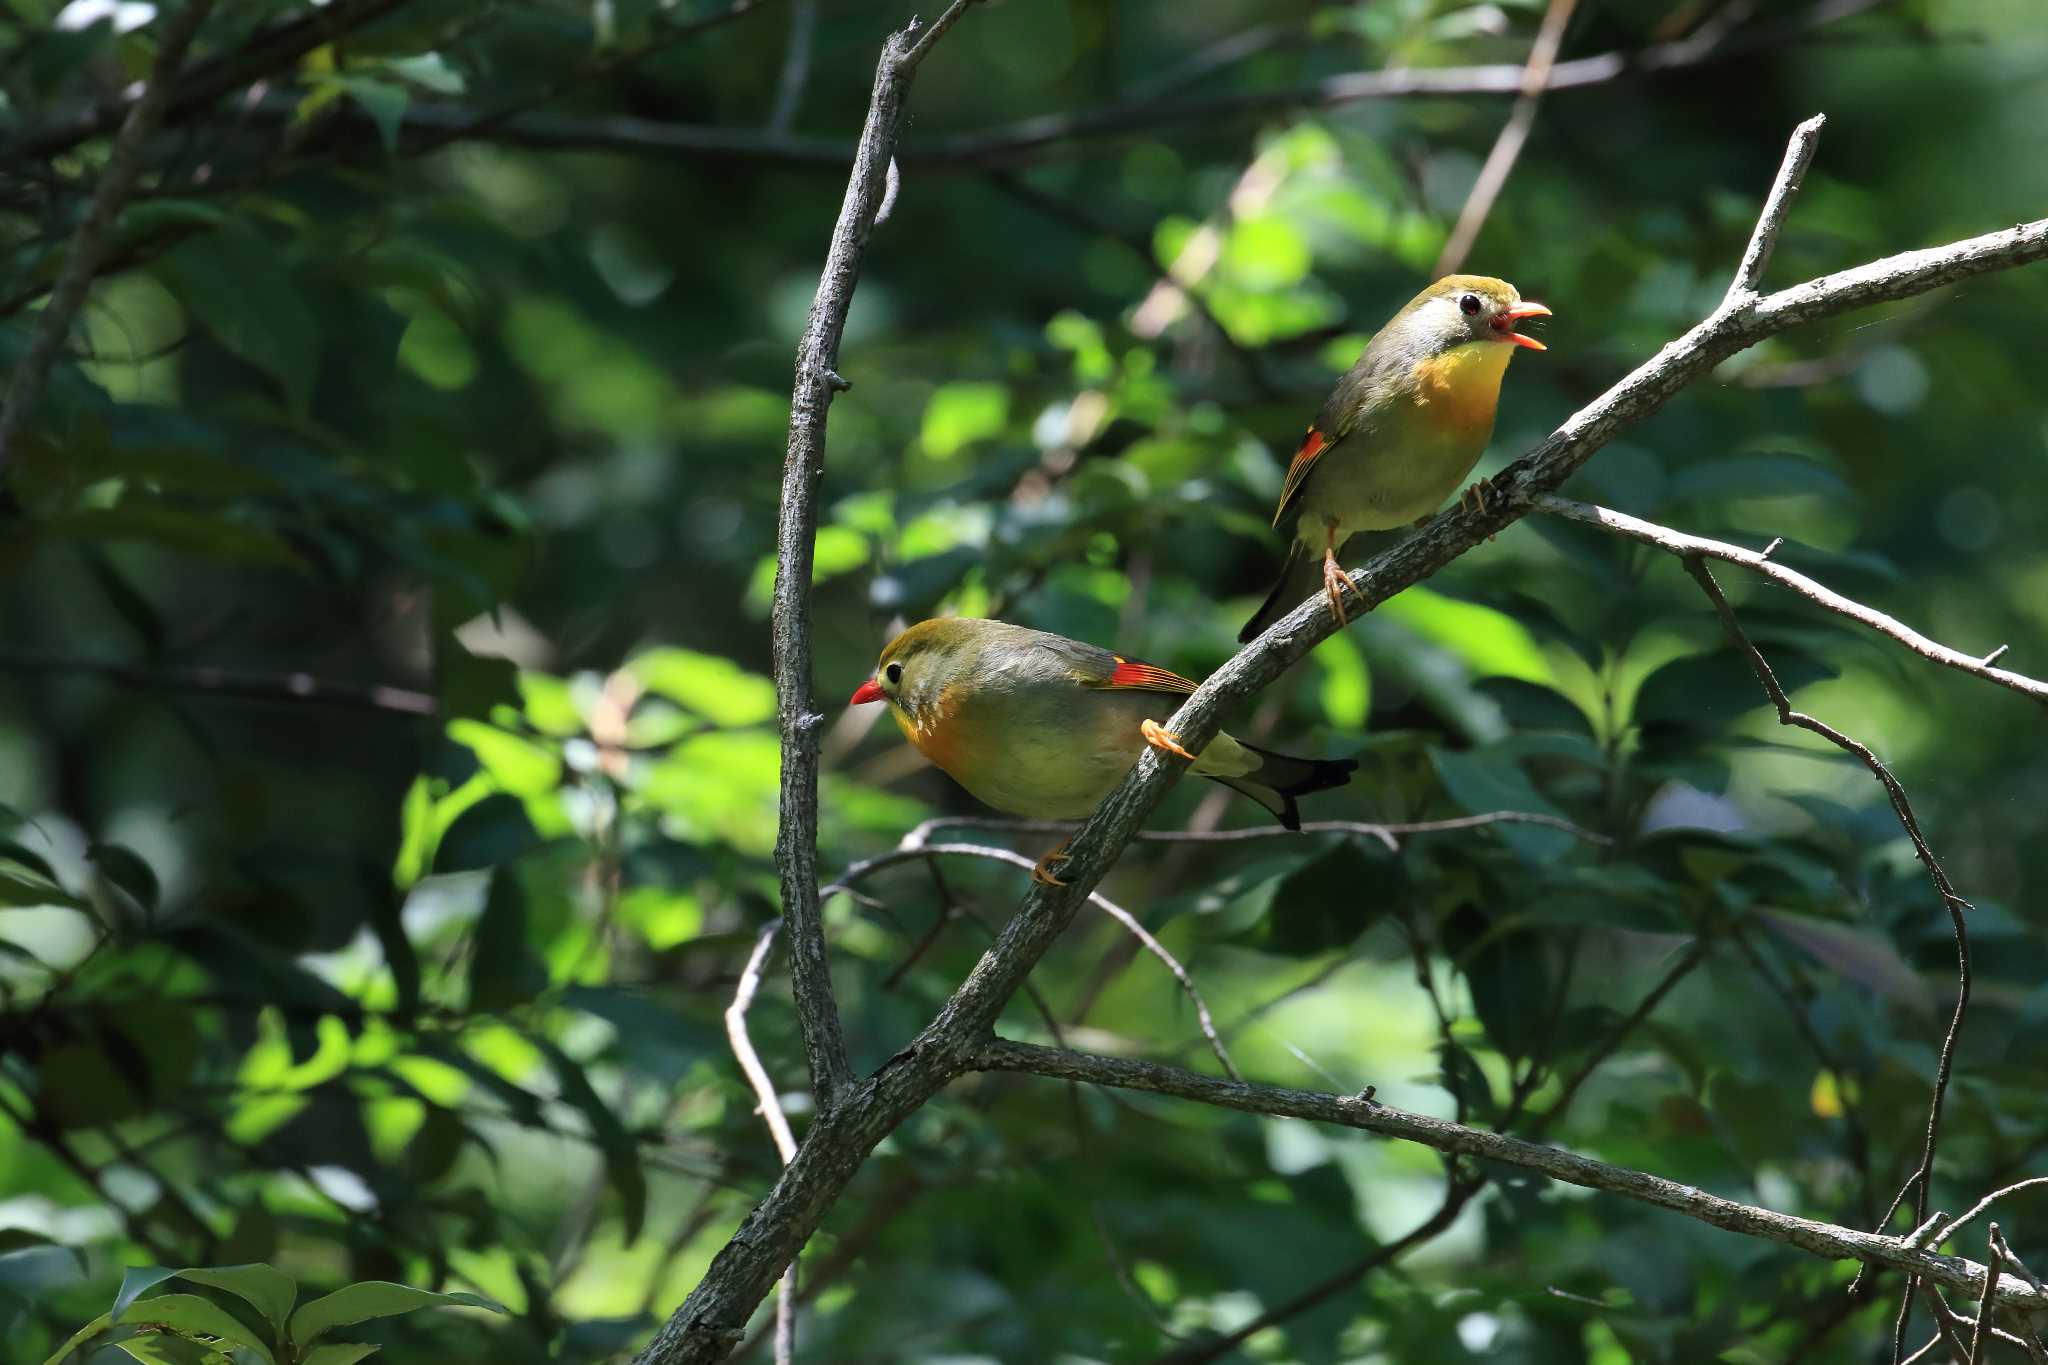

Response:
(1240, 274), (1551, 642)
(851, 618), (1357, 885)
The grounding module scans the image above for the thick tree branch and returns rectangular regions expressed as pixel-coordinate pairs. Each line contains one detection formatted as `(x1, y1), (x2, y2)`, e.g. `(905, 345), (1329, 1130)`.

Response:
(640, 117), (2048, 1365)
(1538, 495), (2048, 705)
(973, 1038), (2048, 1313)
(0, 0), (215, 475)
(767, 0), (979, 1120)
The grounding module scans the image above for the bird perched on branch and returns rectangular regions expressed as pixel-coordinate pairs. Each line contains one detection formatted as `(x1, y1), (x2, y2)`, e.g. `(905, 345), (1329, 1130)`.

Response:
(850, 617), (1357, 884)
(1240, 274), (1551, 642)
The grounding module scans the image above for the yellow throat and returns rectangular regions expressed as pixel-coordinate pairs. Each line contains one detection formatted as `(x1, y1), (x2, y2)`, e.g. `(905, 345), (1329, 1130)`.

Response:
(1408, 341), (1514, 434)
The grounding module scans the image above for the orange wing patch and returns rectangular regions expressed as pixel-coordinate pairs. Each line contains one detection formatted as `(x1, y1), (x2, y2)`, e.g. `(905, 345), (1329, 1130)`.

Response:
(1273, 426), (1327, 527)
(1102, 658), (1199, 694)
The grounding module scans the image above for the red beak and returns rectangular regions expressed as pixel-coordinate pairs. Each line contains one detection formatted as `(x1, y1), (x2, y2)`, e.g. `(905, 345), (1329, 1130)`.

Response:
(849, 679), (885, 706)
(1493, 301), (1552, 351)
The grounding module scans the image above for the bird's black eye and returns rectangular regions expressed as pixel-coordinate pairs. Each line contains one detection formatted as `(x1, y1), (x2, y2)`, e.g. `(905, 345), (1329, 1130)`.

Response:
(1459, 293), (1483, 316)
(884, 662), (903, 686)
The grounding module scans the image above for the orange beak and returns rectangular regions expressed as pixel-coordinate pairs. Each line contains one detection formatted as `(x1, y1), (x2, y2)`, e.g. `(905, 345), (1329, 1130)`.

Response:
(1493, 301), (1551, 351)
(849, 679), (885, 706)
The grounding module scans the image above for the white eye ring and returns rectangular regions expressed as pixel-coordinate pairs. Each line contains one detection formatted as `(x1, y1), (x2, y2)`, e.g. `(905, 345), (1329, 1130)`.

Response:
(1459, 293), (1483, 316)
(885, 661), (903, 686)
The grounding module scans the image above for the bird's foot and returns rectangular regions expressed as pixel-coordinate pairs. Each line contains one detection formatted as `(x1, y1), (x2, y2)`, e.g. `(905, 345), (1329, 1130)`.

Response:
(1458, 477), (1500, 541)
(1030, 842), (1070, 887)
(1141, 718), (1197, 762)
(1321, 550), (1361, 626)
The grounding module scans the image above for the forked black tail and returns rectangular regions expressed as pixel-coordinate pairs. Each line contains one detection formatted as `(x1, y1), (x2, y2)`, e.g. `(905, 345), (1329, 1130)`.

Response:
(1206, 743), (1358, 831)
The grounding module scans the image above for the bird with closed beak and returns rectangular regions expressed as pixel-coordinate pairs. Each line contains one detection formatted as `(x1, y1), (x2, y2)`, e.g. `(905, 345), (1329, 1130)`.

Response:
(850, 617), (1357, 884)
(1240, 274), (1551, 642)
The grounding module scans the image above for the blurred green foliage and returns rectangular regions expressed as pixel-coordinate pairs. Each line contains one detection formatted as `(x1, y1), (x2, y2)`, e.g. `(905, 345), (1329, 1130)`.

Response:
(2, 0), (2047, 1362)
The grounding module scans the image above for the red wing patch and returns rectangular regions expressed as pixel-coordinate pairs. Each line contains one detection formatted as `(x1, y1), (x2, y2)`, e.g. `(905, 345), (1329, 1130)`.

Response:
(1103, 657), (1199, 694)
(1274, 426), (1327, 527)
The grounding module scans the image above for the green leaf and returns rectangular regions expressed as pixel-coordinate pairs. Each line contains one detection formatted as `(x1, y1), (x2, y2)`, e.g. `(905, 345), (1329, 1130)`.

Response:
(534, 1035), (647, 1246)
(170, 1265), (297, 1340)
(1429, 748), (1577, 863)
(39, 1310), (110, 1365)
(288, 1282), (506, 1349)
(115, 1292), (275, 1363)
(160, 227), (319, 415)
(303, 1345), (381, 1365)
(342, 76), (411, 154)
(111, 1268), (182, 1324)
(628, 648), (776, 727)
(920, 382), (1009, 458)
(110, 1335), (220, 1365)
(448, 721), (561, 798)
(1260, 841), (1401, 955)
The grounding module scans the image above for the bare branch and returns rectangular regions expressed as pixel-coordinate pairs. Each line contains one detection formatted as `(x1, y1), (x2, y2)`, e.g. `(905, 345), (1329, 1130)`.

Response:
(1147, 1182), (1479, 1365)
(766, 0), (819, 133)
(1682, 557), (1973, 1336)
(723, 924), (799, 1365)
(1937, 1180), (2048, 1248)
(0, 0), (215, 475)
(896, 810), (1613, 852)
(768, 0), (980, 1120)
(1536, 496), (2048, 706)
(1434, 0), (1582, 277)
(0, 650), (436, 716)
(974, 1038), (2048, 1312)
(1528, 938), (1709, 1138)
(1971, 1227), (2007, 1364)
(1727, 113), (1827, 301)
(827, 841), (1239, 1079)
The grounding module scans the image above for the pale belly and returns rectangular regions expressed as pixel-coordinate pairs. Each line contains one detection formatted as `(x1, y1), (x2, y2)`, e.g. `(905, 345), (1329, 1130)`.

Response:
(1294, 415), (1492, 541)
(905, 689), (1256, 819)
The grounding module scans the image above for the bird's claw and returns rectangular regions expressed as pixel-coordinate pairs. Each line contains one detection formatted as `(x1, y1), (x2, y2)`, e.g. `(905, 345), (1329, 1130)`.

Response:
(1141, 718), (1197, 762)
(1030, 844), (1069, 887)
(1458, 478), (1500, 541)
(1321, 551), (1361, 626)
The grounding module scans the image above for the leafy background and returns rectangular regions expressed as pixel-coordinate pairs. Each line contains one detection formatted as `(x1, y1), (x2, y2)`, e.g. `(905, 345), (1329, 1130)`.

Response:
(2, 0), (2046, 1361)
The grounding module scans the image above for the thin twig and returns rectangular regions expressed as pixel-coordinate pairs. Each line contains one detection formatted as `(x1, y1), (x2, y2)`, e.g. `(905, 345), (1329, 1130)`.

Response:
(1146, 1181), (1479, 1365)
(0, 650), (437, 716)
(895, 810), (1613, 852)
(1682, 556), (1974, 1349)
(1536, 496), (2048, 706)
(1726, 114), (1827, 301)
(1937, 1180), (2048, 1247)
(1434, 0), (1581, 277)
(724, 923), (799, 1365)
(1529, 938), (1709, 1138)
(827, 841), (1238, 1079)
(766, 0), (980, 1118)
(0, 0), (215, 474)
(1971, 1226), (2007, 1364)
(1991, 1227), (2044, 1293)
(766, 0), (818, 133)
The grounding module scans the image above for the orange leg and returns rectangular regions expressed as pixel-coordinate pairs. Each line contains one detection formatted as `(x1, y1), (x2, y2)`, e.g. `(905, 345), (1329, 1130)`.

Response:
(1141, 718), (1197, 762)
(1458, 477), (1500, 541)
(1320, 519), (1364, 626)
(1030, 840), (1070, 887)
